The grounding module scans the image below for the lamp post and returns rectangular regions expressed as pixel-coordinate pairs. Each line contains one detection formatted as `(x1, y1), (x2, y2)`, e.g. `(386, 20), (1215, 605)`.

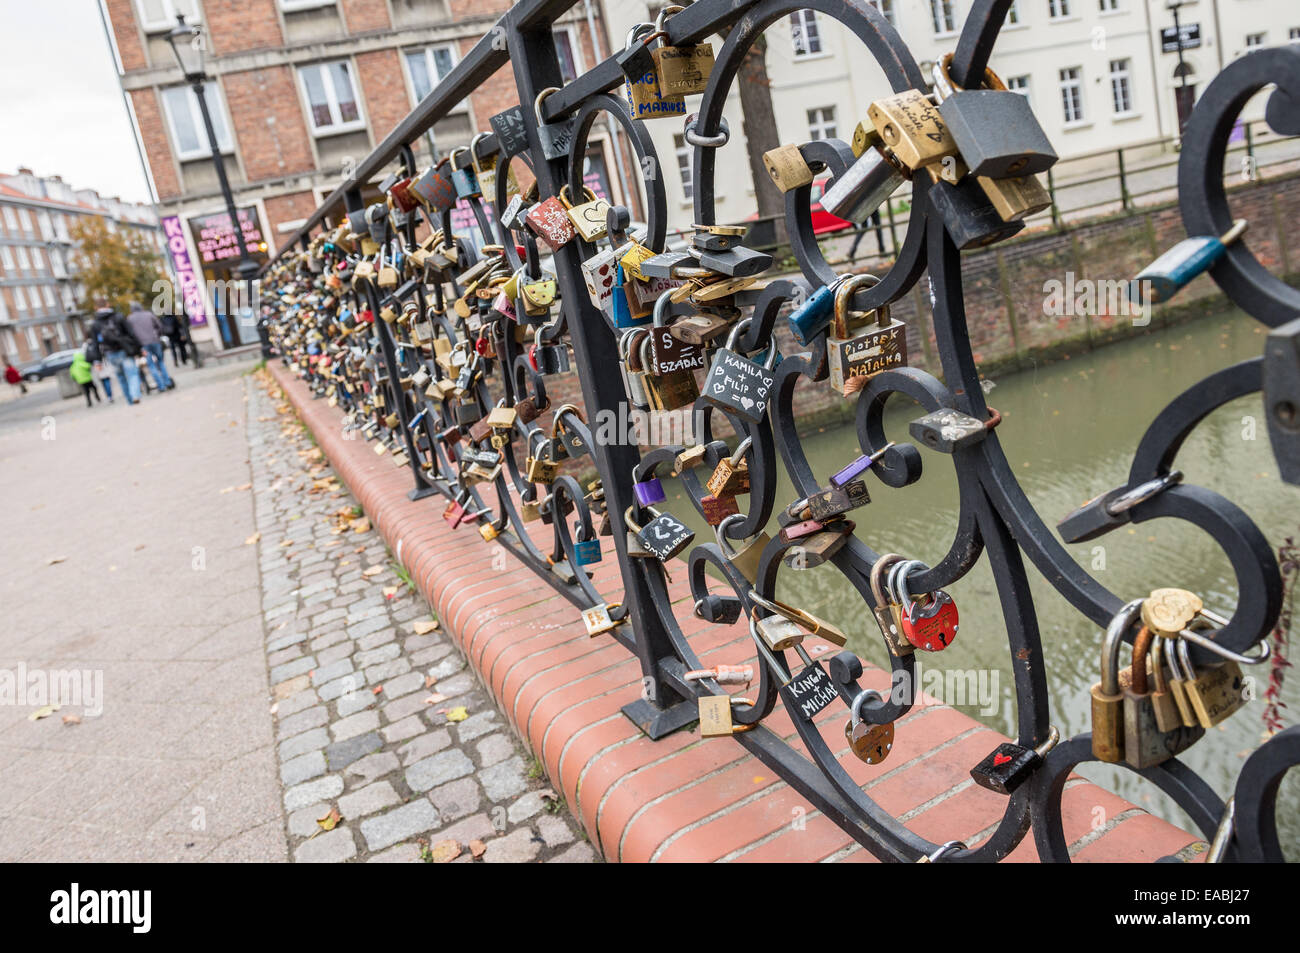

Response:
(1167, 0), (1193, 135)
(166, 13), (258, 356)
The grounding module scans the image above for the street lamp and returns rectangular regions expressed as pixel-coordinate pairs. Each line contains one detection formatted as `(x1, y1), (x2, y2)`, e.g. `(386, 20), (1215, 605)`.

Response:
(166, 14), (258, 354)
(1166, 0), (1193, 134)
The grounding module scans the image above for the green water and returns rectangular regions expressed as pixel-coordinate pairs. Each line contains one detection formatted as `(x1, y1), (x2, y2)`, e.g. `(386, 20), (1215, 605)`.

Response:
(662, 308), (1299, 857)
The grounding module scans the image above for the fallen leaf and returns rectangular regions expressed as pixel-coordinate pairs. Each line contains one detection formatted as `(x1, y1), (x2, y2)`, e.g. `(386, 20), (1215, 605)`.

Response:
(469, 839), (487, 859)
(424, 676), (437, 689)
(413, 620), (439, 635)
(427, 839), (461, 863)
(219, 486), (235, 494)
(46, 556), (67, 565)
(445, 706), (469, 723)
(245, 532), (261, 545)
(61, 714), (82, 726)
(269, 703), (279, 716)
(372, 685), (383, 695)
(424, 693), (445, 705)
(363, 565), (383, 578)
(317, 807), (342, 832)
(236, 483), (252, 491)
(352, 517), (371, 533)
(29, 705), (59, 721)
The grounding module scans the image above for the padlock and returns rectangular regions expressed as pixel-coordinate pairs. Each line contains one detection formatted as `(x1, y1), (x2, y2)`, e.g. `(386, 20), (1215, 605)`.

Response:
(866, 87), (959, 172)
(611, 264), (651, 329)
(764, 143), (815, 192)
(706, 436), (752, 497)
(908, 407), (1001, 453)
(1141, 587), (1204, 637)
(582, 603), (618, 636)
(410, 158), (457, 213)
(844, 689), (895, 765)
(1091, 600), (1139, 763)
(1177, 635), (1247, 729)
(524, 430), (559, 483)
(525, 196), (576, 250)
(700, 319), (777, 424)
(640, 334), (699, 411)
(821, 141), (910, 225)
(894, 560), (959, 652)
(552, 404), (588, 460)
(617, 23), (660, 82)
(573, 532), (602, 566)
(749, 591), (847, 646)
(1122, 625), (1204, 768)
(927, 174), (1024, 250)
(520, 274), (558, 317)
(560, 185), (611, 243)
(530, 325), (570, 375)
(623, 27), (687, 120)
(479, 521), (500, 542)
(829, 273), (908, 395)
(784, 521), (853, 569)
(715, 513), (770, 583)
(619, 328), (652, 410)
(696, 245), (772, 279)
(1165, 632), (1201, 729)
(787, 480), (870, 522)
(651, 7), (714, 98)
(448, 146), (481, 199)
(1128, 220), (1248, 306)
(669, 312), (731, 346)
(515, 391), (550, 425)
(648, 291), (707, 375)
(532, 87), (578, 161)
(636, 507), (695, 560)
(788, 277), (847, 346)
(1148, 638), (1184, 734)
(582, 242), (627, 318)
(685, 664), (753, 686)
(699, 492), (740, 526)
(828, 442), (894, 488)
(753, 610), (805, 652)
(870, 554), (912, 656)
(694, 593), (743, 625)
(931, 53), (1057, 178)
(977, 172), (1051, 222)
(970, 727), (1060, 796)
(633, 460), (667, 506)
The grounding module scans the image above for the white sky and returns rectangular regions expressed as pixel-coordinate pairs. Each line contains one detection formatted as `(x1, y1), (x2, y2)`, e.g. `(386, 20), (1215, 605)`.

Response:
(0, 0), (153, 204)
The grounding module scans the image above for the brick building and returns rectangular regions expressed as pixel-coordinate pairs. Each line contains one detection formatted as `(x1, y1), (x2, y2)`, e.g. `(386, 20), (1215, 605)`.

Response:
(102, 0), (630, 351)
(0, 168), (162, 365)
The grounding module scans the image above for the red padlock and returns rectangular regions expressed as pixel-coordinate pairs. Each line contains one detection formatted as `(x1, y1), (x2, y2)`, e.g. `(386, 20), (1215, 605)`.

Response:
(528, 344), (540, 372)
(895, 565), (959, 652)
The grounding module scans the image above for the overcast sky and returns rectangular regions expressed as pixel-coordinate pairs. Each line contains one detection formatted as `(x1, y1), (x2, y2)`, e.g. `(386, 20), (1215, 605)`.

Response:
(0, 0), (153, 204)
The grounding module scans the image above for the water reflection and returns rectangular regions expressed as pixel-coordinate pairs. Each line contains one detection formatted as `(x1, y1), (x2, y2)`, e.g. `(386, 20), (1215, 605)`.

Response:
(664, 309), (1298, 856)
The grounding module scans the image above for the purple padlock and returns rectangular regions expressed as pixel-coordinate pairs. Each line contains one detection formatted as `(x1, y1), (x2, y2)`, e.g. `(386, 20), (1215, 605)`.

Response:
(829, 441), (895, 488)
(634, 476), (666, 506)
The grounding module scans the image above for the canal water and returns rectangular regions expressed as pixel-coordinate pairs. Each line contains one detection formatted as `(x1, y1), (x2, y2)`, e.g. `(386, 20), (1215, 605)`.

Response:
(662, 306), (1299, 858)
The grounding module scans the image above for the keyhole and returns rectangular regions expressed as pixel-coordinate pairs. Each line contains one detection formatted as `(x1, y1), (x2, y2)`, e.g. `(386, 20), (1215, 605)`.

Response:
(1274, 400), (1300, 431)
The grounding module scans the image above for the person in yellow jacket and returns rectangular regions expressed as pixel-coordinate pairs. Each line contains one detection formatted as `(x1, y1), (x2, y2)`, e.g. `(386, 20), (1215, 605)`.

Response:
(69, 350), (101, 408)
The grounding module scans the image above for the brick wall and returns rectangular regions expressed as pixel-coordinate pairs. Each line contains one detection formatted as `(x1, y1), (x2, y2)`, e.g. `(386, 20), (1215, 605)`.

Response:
(130, 88), (182, 200)
(224, 67), (317, 181)
(263, 190), (319, 240)
(339, 0), (391, 34)
(355, 48), (410, 144)
(204, 0), (284, 56)
(104, 0), (146, 72)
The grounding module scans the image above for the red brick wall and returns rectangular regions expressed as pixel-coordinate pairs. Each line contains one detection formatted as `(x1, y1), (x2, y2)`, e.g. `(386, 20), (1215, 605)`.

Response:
(204, 0), (284, 55)
(339, 0), (390, 33)
(104, 0), (146, 72)
(448, 0), (511, 20)
(224, 67), (317, 181)
(355, 48), (409, 144)
(130, 88), (182, 200)
(263, 190), (319, 240)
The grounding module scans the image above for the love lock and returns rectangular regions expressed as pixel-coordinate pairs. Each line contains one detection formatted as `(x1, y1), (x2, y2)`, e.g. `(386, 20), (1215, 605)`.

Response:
(893, 560), (959, 652)
(969, 727), (1060, 796)
(844, 689), (895, 765)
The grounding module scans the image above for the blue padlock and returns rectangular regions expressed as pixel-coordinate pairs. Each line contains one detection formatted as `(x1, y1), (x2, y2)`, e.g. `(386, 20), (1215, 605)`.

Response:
(611, 264), (651, 329)
(574, 537), (602, 565)
(449, 147), (481, 199)
(1128, 219), (1247, 305)
(787, 282), (837, 345)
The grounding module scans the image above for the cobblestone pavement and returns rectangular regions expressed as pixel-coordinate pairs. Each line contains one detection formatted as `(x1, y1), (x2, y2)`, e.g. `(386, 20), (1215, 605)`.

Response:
(246, 371), (595, 863)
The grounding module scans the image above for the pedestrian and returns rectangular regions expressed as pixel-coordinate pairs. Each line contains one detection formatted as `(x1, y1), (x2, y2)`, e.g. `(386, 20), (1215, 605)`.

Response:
(4, 358), (26, 396)
(84, 334), (113, 402)
(125, 301), (175, 392)
(90, 304), (143, 405)
(69, 349), (100, 407)
(160, 310), (188, 366)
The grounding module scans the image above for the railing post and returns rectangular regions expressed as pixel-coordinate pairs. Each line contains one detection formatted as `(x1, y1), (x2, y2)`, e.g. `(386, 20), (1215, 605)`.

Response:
(1116, 148), (1131, 211)
(503, 11), (697, 738)
(1046, 167), (1061, 230)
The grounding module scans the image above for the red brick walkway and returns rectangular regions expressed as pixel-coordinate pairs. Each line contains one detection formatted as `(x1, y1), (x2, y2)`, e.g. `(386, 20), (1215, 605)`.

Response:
(271, 364), (1204, 862)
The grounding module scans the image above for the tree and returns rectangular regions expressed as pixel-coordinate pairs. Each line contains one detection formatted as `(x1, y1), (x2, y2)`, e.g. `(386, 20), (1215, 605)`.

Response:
(730, 31), (788, 247)
(68, 217), (166, 314)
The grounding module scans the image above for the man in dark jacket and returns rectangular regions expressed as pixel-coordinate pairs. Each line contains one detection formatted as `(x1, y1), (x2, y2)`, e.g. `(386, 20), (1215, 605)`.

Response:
(159, 311), (188, 366)
(126, 301), (174, 392)
(90, 305), (143, 405)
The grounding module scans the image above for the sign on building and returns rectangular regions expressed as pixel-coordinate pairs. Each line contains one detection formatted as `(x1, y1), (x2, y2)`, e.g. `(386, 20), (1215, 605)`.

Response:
(161, 214), (207, 327)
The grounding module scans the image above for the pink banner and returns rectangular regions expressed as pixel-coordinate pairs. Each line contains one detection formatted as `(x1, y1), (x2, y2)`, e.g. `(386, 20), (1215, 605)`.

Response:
(162, 215), (207, 327)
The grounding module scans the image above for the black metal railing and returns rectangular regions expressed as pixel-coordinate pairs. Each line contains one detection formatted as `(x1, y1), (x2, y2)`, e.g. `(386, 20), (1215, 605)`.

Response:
(259, 0), (1300, 862)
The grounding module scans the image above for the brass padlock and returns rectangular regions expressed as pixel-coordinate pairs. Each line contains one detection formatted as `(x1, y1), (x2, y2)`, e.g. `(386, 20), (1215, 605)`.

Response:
(561, 185), (611, 243)
(715, 513), (769, 583)
(764, 143), (814, 192)
(706, 436), (752, 497)
(870, 553), (913, 656)
(867, 88), (959, 171)
(1091, 600), (1139, 763)
(1121, 625), (1203, 769)
(829, 273), (908, 395)
(1177, 635), (1246, 729)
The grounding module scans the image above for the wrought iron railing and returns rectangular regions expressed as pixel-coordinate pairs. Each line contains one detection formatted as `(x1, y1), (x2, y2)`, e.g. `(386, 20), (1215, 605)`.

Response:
(260, 0), (1300, 862)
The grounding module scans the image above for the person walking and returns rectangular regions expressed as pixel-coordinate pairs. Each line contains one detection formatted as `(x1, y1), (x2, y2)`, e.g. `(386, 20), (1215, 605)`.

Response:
(4, 359), (26, 396)
(125, 301), (175, 392)
(69, 349), (100, 407)
(84, 334), (113, 402)
(90, 305), (143, 405)
(160, 310), (189, 366)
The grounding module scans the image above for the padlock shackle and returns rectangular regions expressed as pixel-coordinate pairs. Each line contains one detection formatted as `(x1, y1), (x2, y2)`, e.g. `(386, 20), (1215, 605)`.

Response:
(729, 435), (753, 466)
(833, 272), (886, 338)
(654, 3), (685, 33)
(1101, 600), (1144, 695)
(653, 288), (675, 328)
(934, 51), (1007, 97)
(870, 553), (904, 606)
(850, 687), (883, 725)
(714, 511), (745, 557)
(533, 87), (560, 124)
(1130, 625), (1153, 695)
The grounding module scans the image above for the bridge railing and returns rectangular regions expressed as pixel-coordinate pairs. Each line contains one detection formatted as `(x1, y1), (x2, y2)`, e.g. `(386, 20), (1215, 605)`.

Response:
(260, 0), (1300, 862)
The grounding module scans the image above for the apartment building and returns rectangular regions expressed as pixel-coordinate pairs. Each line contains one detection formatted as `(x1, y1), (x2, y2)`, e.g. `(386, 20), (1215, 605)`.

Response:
(603, 0), (1300, 229)
(0, 168), (162, 365)
(101, 0), (636, 349)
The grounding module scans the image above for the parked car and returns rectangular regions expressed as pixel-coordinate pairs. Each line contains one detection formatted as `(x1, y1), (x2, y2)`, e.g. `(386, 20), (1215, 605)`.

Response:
(743, 174), (854, 238)
(19, 349), (79, 382)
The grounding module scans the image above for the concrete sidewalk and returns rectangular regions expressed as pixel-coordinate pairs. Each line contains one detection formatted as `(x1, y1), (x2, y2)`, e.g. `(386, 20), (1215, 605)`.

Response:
(0, 359), (285, 861)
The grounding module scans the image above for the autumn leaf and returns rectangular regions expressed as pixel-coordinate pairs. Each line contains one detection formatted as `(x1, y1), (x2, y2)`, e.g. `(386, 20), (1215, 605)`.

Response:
(317, 807), (342, 832)
(352, 517), (371, 533)
(445, 706), (469, 723)
(29, 705), (59, 721)
(427, 839), (461, 863)
(46, 556), (67, 565)
(245, 532), (261, 545)
(362, 565), (383, 578)
(423, 693), (445, 705)
(383, 586), (398, 599)
(61, 714), (82, 726)
(372, 685), (383, 695)
(469, 839), (487, 859)
(413, 619), (439, 635)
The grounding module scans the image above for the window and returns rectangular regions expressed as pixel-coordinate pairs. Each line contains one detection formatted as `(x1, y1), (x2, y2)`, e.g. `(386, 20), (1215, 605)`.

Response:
(42, 285), (55, 308)
(790, 10), (822, 56)
(1098, 0), (1118, 11)
(15, 246), (30, 273)
(12, 286), (26, 312)
(1048, 0), (1071, 18)
(279, 0), (335, 10)
(1007, 1), (1021, 24)
(298, 61), (364, 135)
(0, 246), (12, 271)
(808, 106), (837, 140)
(161, 83), (233, 161)
(18, 209), (33, 236)
(404, 45), (457, 103)
(553, 25), (585, 84)
(25, 326), (38, 350)
(1109, 58), (1133, 114)
(931, 0), (956, 34)
(1, 206), (15, 233)
(56, 321), (68, 345)
(673, 133), (693, 201)
(2, 329), (15, 356)
(868, 0), (895, 25)
(1006, 75), (1031, 102)
(37, 211), (53, 241)
(135, 0), (199, 33)
(1060, 67), (1084, 123)
(0, 292), (7, 322)
(1290, 28), (1300, 43)
(1245, 33), (1266, 49)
